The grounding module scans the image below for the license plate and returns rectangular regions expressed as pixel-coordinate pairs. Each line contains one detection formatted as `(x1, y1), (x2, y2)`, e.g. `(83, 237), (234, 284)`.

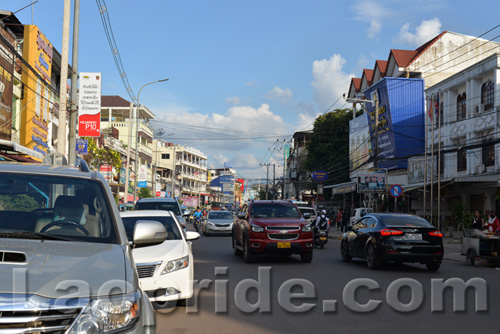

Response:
(320, 237), (327, 240)
(277, 242), (291, 248)
(396, 233), (422, 241)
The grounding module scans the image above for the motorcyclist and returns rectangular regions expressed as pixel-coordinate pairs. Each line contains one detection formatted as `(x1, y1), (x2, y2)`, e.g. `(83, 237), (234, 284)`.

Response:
(314, 209), (330, 246)
(193, 207), (203, 231)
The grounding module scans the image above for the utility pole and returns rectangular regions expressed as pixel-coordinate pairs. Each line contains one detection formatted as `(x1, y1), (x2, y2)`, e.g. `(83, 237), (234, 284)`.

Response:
(124, 102), (133, 203)
(260, 163), (270, 200)
(152, 128), (165, 198)
(171, 145), (176, 198)
(272, 164), (276, 200)
(68, 0), (80, 165)
(57, 0), (71, 155)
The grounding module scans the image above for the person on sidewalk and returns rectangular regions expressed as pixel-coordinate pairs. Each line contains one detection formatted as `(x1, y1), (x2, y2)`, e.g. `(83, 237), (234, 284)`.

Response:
(336, 209), (343, 231)
(484, 211), (500, 233)
(472, 210), (484, 230)
(341, 209), (350, 233)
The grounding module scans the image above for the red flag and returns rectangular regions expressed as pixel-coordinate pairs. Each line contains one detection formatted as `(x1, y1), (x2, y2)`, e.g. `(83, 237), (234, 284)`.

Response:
(435, 94), (440, 116)
(428, 96), (433, 119)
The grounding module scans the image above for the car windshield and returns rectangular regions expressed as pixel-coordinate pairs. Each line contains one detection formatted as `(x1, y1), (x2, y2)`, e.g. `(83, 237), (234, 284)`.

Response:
(299, 208), (316, 216)
(208, 211), (232, 219)
(135, 201), (181, 215)
(382, 215), (432, 227)
(250, 203), (301, 218)
(0, 172), (117, 243)
(121, 216), (182, 242)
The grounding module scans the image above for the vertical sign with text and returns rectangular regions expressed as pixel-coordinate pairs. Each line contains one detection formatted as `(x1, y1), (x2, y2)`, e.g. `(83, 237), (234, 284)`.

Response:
(78, 72), (101, 137)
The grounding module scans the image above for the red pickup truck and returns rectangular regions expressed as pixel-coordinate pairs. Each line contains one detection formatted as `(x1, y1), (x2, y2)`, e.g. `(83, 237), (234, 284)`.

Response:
(232, 200), (314, 263)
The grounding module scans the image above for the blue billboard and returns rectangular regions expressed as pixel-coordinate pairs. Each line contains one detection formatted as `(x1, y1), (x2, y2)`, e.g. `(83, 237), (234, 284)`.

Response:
(364, 78), (425, 170)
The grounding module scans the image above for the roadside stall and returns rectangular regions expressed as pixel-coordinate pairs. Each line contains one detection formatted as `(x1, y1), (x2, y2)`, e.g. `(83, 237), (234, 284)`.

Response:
(461, 230), (500, 266)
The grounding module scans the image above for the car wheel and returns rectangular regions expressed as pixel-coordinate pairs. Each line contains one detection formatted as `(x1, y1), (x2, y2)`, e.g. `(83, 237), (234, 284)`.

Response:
(466, 248), (476, 266)
(300, 251), (313, 263)
(233, 235), (242, 256)
(341, 240), (352, 262)
(366, 244), (380, 269)
(243, 238), (255, 263)
(153, 301), (176, 310)
(426, 262), (441, 272)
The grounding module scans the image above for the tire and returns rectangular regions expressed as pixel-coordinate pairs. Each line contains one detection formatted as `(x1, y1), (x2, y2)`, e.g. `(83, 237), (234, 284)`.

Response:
(153, 300), (176, 310)
(366, 244), (380, 269)
(341, 240), (352, 262)
(233, 235), (242, 256)
(300, 251), (313, 263)
(426, 262), (441, 272)
(243, 238), (255, 263)
(466, 248), (476, 266)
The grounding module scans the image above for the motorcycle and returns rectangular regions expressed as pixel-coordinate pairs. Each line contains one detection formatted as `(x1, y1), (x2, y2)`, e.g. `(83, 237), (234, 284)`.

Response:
(314, 229), (328, 249)
(194, 217), (202, 233)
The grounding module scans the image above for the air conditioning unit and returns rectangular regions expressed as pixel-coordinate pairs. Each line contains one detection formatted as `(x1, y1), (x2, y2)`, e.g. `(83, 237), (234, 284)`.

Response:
(477, 164), (486, 174)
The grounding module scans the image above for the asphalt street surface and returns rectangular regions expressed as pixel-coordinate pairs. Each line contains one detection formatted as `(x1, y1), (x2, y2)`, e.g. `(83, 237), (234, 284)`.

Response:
(156, 229), (499, 334)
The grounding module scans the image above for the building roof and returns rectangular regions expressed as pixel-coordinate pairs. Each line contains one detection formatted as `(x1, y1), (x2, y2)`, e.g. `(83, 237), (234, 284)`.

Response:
(102, 95), (132, 108)
(352, 78), (361, 91)
(375, 60), (388, 77)
(362, 69), (374, 85)
(390, 49), (419, 68)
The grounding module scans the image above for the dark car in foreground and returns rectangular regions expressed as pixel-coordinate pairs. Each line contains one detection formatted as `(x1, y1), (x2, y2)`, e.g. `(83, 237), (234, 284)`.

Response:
(232, 200), (314, 263)
(340, 213), (443, 271)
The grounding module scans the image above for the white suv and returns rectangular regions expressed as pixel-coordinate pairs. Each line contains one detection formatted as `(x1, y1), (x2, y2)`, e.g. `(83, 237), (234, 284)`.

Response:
(0, 159), (161, 334)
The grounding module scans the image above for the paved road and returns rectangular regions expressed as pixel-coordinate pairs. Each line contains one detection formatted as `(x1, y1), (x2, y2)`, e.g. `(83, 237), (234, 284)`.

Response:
(156, 232), (499, 334)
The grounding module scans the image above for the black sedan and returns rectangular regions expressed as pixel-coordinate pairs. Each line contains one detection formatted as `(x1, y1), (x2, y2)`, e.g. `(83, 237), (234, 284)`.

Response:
(340, 213), (443, 271)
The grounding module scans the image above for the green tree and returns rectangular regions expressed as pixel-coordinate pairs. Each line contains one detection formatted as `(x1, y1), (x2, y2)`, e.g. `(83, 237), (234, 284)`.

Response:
(83, 137), (122, 171)
(258, 189), (266, 200)
(305, 109), (362, 186)
(138, 187), (152, 198)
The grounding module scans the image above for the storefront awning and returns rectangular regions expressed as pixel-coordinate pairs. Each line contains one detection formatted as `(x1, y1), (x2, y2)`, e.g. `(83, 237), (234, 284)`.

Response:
(325, 181), (357, 194)
(0, 140), (44, 160)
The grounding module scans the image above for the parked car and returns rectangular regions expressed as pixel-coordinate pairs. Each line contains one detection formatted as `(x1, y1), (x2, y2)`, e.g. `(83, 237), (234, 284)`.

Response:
(120, 210), (200, 308)
(340, 213), (443, 271)
(0, 159), (158, 334)
(232, 200), (314, 263)
(202, 210), (233, 235)
(349, 207), (372, 227)
(134, 197), (189, 230)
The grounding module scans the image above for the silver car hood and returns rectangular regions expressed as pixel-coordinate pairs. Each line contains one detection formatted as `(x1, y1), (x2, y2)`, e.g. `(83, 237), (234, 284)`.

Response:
(0, 239), (129, 298)
(208, 219), (233, 224)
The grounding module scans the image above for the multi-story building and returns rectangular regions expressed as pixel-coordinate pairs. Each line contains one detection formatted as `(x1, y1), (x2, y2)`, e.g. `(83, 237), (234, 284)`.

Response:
(407, 52), (500, 222)
(159, 144), (208, 207)
(286, 130), (312, 200)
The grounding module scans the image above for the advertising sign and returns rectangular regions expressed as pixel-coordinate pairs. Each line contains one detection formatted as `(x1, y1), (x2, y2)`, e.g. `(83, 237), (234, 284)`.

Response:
(20, 25), (52, 159)
(75, 138), (88, 155)
(0, 29), (14, 141)
(311, 170), (328, 182)
(78, 72), (101, 137)
(357, 172), (386, 193)
(100, 164), (112, 183)
(138, 165), (147, 188)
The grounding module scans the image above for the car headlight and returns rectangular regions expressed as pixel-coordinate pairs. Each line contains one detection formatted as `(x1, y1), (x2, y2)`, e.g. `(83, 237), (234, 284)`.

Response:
(302, 225), (312, 232)
(251, 224), (264, 232)
(69, 291), (140, 334)
(208, 222), (215, 226)
(161, 256), (189, 274)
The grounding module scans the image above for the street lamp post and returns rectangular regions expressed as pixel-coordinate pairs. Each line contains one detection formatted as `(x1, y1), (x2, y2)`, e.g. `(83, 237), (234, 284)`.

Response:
(133, 78), (169, 202)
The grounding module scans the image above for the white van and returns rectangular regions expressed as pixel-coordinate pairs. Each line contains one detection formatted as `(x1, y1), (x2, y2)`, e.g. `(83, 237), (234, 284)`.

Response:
(349, 207), (372, 226)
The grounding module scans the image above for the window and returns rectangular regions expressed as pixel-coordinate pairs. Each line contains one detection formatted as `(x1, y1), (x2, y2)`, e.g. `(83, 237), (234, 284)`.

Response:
(161, 153), (170, 160)
(482, 139), (495, 167)
(457, 147), (467, 172)
(457, 93), (466, 120)
(481, 81), (494, 110)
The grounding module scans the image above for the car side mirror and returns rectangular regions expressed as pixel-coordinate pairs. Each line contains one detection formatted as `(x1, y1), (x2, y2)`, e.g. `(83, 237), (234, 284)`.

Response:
(237, 213), (246, 220)
(183, 210), (191, 217)
(303, 213), (311, 219)
(133, 221), (166, 247)
(185, 231), (200, 241)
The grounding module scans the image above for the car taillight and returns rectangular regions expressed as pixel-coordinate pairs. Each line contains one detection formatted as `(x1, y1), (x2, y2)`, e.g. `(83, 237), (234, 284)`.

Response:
(380, 229), (404, 236)
(428, 230), (443, 238)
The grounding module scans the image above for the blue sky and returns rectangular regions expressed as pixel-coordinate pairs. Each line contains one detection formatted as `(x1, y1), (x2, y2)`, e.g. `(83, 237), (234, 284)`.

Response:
(4, 0), (499, 181)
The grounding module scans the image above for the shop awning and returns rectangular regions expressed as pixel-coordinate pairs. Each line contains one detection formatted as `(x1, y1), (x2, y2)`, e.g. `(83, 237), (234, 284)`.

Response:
(325, 181), (357, 194)
(0, 140), (44, 160)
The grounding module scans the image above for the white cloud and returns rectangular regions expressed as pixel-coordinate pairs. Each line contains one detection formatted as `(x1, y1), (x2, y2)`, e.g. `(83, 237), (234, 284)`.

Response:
(266, 86), (293, 102)
(225, 96), (241, 106)
(351, 0), (394, 38)
(394, 18), (442, 46)
(311, 54), (355, 112)
(245, 80), (257, 87)
(367, 19), (382, 38)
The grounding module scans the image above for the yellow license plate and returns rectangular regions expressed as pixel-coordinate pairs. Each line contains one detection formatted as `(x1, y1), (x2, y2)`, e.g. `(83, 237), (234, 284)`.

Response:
(320, 237), (327, 240)
(277, 242), (291, 248)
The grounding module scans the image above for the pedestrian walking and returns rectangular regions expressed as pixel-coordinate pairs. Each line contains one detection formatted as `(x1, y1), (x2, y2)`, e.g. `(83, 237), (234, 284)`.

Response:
(341, 209), (350, 233)
(336, 209), (343, 231)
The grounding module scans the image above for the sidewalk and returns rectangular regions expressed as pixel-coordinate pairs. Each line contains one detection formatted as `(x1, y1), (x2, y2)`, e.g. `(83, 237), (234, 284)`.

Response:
(327, 229), (465, 263)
